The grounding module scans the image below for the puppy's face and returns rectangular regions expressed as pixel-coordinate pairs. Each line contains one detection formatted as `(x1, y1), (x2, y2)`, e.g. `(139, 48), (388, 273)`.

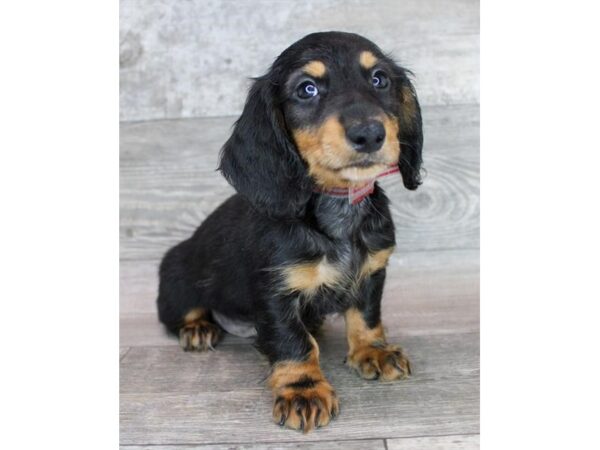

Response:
(220, 32), (422, 218)
(277, 36), (413, 188)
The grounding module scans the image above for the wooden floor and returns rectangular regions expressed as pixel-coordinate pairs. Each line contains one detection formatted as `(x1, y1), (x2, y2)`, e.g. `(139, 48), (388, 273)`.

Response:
(119, 104), (480, 448)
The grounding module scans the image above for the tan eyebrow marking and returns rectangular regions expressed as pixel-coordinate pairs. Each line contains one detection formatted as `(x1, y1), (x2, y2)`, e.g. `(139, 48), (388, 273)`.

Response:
(359, 51), (378, 69)
(302, 60), (327, 78)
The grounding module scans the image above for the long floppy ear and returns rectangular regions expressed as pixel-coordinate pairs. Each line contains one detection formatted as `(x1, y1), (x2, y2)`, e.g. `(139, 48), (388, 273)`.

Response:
(219, 77), (312, 218)
(395, 71), (424, 190)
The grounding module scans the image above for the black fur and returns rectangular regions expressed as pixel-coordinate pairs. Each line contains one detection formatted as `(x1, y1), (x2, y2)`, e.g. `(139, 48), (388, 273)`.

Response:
(219, 77), (313, 219)
(157, 31), (423, 367)
(396, 71), (424, 190)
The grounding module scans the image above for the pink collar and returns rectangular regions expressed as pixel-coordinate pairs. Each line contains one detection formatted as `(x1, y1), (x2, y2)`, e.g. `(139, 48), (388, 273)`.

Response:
(314, 166), (400, 205)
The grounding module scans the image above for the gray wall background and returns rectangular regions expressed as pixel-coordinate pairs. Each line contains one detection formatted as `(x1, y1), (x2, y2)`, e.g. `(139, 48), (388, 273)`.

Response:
(119, 0), (479, 122)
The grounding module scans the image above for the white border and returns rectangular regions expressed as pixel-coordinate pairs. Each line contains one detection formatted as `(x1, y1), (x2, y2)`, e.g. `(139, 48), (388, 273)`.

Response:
(0, 2), (118, 448)
(483, 1), (600, 448)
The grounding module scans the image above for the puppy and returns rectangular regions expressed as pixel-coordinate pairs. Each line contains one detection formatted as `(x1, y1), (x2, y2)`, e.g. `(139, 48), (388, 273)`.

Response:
(157, 31), (423, 432)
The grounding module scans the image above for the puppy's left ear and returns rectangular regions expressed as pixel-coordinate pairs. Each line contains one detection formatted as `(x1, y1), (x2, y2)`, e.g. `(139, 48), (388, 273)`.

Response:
(219, 76), (312, 218)
(394, 69), (424, 190)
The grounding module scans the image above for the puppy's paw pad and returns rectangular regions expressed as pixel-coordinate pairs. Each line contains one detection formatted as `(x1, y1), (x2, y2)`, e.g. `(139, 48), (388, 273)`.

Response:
(347, 344), (411, 381)
(272, 379), (339, 432)
(179, 321), (221, 351)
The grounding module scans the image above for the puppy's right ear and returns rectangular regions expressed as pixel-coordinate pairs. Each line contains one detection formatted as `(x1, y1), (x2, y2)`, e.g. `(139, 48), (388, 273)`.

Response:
(219, 77), (312, 219)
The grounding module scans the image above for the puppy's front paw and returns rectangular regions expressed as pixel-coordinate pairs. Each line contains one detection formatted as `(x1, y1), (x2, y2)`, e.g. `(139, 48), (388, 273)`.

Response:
(346, 344), (411, 381)
(272, 378), (339, 432)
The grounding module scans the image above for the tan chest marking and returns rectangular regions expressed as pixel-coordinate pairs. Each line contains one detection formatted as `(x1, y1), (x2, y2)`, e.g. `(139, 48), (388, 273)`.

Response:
(360, 247), (395, 278)
(283, 257), (342, 294)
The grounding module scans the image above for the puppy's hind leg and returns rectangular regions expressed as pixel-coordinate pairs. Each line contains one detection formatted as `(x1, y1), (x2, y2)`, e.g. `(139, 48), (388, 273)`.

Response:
(158, 291), (222, 351)
(178, 307), (222, 352)
(156, 243), (222, 351)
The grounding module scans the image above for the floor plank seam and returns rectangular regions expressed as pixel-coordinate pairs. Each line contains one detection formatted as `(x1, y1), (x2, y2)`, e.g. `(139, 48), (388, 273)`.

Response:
(120, 373), (480, 395)
(119, 245), (481, 264)
(386, 431), (480, 441)
(120, 347), (132, 362)
(119, 432), (480, 447)
(119, 330), (481, 351)
(119, 102), (481, 126)
(119, 437), (386, 447)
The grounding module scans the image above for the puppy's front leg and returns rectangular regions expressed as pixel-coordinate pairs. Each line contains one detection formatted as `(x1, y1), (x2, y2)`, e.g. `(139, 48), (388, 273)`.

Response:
(345, 269), (411, 381)
(256, 296), (339, 432)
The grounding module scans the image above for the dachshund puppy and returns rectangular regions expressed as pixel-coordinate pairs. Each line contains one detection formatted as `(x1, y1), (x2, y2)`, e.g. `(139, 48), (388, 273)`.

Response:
(157, 31), (423, 432)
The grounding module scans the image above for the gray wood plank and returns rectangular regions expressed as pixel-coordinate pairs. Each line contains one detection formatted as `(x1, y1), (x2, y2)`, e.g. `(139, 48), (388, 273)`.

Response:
(120, 333), (479, 394)
(120, 372), (478, 444)
(120, 259), (159, 316)
(120, 313), (253, 349)
(120, 333), (478, 445)
(120, 438), (385, 449)
(121, 313), (176, 348)
(119, 104), (479, 262)
(120, 347), (131, 361)
(387, 434), (479, 449)
(120, 0), (479, 121)
(120, 248), (479, 333)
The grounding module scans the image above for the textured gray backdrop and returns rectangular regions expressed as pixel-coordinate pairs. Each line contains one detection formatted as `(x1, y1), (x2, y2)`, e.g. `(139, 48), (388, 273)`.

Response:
(120, 0), (479, 121)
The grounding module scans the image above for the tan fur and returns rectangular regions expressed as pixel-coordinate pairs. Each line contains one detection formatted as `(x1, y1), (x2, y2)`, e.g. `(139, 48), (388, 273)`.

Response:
(283, 257), (342, 294)
(269, 340), (339, 432)
(293, 115), (401, 189)
(344, 308), (410, 381)
(359, 51), (378, 69)
(360, 246), (395, 278)
(179, 307), (220, 351)
(344, 308), (386, 354)
(336, 164), (395, 185)
(381, 115), (401, 161)
(401, 85), (417, 131)
(183, 307), (207, 324)
(269, 345), (322, 390)
(346, 343), (411, 381)
(293, 116), (350, 187)
(302, 60), (327, 78)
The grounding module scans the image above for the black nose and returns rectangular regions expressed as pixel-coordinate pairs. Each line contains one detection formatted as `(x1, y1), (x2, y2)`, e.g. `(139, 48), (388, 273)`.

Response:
(345, 121), (386, 153)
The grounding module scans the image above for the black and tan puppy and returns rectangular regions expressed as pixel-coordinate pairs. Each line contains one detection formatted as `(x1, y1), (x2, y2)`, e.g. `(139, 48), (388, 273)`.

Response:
(157, 31), (423, 432)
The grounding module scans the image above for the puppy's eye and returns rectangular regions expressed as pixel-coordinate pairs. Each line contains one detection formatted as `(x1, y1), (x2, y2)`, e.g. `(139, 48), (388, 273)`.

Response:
(297, 81), (319, 99)
(371, 70), (389, 89)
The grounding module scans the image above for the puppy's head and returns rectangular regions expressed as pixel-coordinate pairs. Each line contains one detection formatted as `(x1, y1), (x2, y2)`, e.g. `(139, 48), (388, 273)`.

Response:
(220, 31), (423, 218)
